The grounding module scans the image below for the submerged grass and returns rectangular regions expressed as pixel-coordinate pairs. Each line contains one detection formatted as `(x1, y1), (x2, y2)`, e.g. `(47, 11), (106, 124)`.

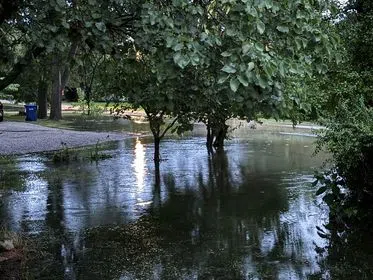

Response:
(0, 157), (27, 191)
(52, 141), (113, 164)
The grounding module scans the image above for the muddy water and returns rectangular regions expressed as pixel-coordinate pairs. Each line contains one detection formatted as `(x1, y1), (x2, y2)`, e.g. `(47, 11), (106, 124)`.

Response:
(0, 125), (330, 279)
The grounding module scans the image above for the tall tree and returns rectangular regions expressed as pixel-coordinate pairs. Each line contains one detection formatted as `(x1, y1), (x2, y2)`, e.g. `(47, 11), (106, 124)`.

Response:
(0, 0), (141, 119)
(108, 47), (194, 162)
(138, 0), (338, 149)
(312, 0), (373, 232)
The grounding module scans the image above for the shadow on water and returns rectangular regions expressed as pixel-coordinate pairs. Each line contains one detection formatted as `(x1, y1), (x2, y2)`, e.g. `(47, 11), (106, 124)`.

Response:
(0, 132), (371, 279)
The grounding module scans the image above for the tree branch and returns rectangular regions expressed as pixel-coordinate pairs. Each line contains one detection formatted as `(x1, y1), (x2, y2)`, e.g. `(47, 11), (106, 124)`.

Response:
(160, 116), (179, 139)
(0, 46), (45, 91)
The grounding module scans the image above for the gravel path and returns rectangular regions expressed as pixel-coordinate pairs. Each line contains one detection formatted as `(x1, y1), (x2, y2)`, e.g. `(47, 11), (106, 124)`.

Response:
(0, 121), (129, 155)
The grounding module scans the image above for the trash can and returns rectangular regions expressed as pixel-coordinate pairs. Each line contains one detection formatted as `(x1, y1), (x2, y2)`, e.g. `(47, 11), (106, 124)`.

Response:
(24, 104), (38, 121)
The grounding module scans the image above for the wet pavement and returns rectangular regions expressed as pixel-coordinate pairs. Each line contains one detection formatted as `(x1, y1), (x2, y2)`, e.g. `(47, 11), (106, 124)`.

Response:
(0, 121), (128, 155)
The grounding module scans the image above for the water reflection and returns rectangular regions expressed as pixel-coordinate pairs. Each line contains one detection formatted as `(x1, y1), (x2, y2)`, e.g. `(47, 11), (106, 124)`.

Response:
(0, 133), (331, 279)
(133, 138), (146, 192)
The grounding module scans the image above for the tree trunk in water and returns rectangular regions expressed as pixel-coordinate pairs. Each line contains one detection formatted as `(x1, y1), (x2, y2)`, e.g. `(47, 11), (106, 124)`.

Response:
(213, 123), (228, 150)
(206, 124), (214, 152)
(154, 136), (161, 162)
(37, 79), (48, 119)
(152, 161), (161, 212)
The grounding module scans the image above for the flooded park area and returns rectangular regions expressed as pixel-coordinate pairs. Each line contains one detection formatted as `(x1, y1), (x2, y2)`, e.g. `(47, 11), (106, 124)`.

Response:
(0, 120), (372, 279)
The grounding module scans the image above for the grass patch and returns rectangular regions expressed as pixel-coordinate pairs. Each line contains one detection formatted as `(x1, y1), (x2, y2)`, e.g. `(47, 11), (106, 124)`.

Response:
(51, 141), (113, 164)
(90, 141), (113, 161)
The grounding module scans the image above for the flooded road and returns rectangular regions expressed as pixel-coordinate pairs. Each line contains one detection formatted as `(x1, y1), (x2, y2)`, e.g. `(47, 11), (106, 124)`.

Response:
(0, 125), (332, 279)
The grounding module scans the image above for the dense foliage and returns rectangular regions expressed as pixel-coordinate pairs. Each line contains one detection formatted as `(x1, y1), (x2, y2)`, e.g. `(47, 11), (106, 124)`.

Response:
(313, 0), (373, 232)
(0, 0), (338, 159)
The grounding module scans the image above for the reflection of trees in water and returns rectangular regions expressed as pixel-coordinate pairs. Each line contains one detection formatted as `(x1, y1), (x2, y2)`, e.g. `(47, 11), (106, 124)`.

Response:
(152, 150), (290, 279)
(29, 165), (98, 280)
(67, 151), (317, 279)
(5, 145), (322, 279)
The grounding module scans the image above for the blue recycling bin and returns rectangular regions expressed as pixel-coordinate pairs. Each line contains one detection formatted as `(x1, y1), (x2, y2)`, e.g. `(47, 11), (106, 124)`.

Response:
(24, 105), (38, 121)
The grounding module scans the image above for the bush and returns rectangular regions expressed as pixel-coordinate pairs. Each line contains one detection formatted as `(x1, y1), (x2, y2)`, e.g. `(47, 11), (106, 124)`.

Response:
(315, 97), (373, 229)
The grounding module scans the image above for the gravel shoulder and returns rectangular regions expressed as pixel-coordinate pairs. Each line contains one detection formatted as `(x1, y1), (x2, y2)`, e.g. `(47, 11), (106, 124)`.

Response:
(0, 121), (129, 155)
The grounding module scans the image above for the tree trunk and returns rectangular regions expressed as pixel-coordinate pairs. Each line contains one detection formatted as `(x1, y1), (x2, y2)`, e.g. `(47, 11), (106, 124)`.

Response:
(154, 136), (161, 162)
(50, 58), (62, 120)
(152, 161), (161, 212)
(206, 124), (214, 152)
(213, 123), (228, 150)
(37, 79), (48, 119)
(84, 85), (91, 115)
(49, 41), (79, 120)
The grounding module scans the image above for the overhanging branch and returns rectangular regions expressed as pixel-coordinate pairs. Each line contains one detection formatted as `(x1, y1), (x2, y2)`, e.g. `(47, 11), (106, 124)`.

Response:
(0, 45), (45, 91)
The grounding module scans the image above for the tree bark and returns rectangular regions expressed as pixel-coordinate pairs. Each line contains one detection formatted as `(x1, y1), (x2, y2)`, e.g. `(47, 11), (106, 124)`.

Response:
(213, 124), (228, 149)
(50, 57), (63, 120)
(206, 124), (214, 152)
(49, 40), (79, 120)
(152, 161), (161, 212)
(37, 78), (48, 119)
(154, 136), (161, 163)
(84, 85), (91, 115)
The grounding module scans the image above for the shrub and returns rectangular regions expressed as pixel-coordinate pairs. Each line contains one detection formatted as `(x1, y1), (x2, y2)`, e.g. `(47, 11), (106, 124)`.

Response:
(315, 97), (373, 228)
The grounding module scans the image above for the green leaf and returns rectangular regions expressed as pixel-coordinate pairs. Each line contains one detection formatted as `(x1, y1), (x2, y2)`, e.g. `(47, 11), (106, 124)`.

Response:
(257, 75), (267, 89)
(61, 21), (69, 29)
(95, 22), (106, 32)
(242, 43), (251, 54)
(221, 65), (237, 74)
(165, 17), (174, 28)
(245, 69), (254, 81)
(92, 13), (101, 19)
(173, 53), (190, 69)
(248, 7), (258, 17)
(56, 0), (65, 7)
(295, 37), (302, 50)
(226, 28), (236, 37)
(289, 65), (298, 74)
(248, 62), (255, 72)
(238, 74), (249, 87)
(316, 186), (327, 195)
(221, 51), (232, 57)
(48, 25), (58, 33)
(256, 21), (265, 35)
(173, 43), (184, 51)
(255, 43), (264, 52)
(215, 37), (222, 46)
(265, 0), (273, 9)
(166, 37), (175, 48)
(190, 53), (200, 66)
(217, 75), (229, 84)
(276, 25), (289, 33)
(230, 78), (240, 92)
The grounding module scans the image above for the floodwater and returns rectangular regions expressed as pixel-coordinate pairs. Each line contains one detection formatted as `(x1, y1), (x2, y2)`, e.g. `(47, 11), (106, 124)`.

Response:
(0, 122), (340, 279)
